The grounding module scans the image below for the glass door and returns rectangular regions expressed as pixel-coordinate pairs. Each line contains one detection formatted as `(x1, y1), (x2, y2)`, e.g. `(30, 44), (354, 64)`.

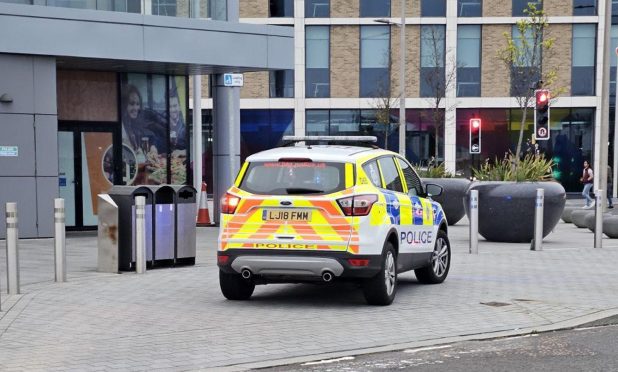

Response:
(59, 123), (119, 229)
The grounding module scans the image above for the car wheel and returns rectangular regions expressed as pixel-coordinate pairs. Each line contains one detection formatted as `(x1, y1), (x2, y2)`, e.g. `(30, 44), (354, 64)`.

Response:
(415, 230), (451, 284)
(219, 270), (255, 300)
(362, 241), (397, 306)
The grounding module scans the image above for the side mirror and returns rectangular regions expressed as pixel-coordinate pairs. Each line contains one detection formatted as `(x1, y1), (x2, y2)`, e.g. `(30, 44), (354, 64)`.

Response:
(425, 183), (443, 197)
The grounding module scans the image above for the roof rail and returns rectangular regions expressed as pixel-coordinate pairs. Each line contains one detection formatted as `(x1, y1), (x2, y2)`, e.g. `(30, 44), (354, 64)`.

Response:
(282, 136), (379, 148)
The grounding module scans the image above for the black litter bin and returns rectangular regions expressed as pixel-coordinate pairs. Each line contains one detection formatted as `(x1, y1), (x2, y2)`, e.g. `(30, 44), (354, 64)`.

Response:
(172, 185), (197, 265)
(154, 186), (175, 265)
(108, 186), (155, 271)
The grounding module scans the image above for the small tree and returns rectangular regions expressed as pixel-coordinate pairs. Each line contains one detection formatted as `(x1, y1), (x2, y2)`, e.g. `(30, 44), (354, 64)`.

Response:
(498, 1), (559, 162)
(419, 25), (458, 162)
(372, 52), (398, 150)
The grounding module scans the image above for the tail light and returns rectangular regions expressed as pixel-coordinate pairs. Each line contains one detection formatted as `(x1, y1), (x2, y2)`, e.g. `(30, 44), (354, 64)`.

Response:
(217, 255), (230, 265)
(221, 193), (241, 214)
(348, 259), (370, 267)
(336, 195), (378, 216)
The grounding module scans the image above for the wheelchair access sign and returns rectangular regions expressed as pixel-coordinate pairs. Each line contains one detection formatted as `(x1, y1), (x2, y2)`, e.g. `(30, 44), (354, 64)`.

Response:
(223, 73), (244, 87)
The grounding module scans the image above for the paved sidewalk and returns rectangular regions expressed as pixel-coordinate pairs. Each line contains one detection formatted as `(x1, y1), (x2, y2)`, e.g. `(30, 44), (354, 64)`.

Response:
(1, 214), (618, 371)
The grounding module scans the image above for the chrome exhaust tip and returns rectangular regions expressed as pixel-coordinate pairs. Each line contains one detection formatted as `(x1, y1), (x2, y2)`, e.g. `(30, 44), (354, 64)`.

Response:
(241, 269), (252, 279)
(322, 271), (333, 282)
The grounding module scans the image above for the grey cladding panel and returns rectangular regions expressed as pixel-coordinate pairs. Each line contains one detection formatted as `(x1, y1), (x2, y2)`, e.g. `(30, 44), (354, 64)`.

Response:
(33, 57), (57, 115)
(35, 115), (59, 177)
(0, 54), (34, 114)
(268, 36), (295, 70)
(0, 114), (35, 176)
(36, 177), (57, 238)
(0, 177), (38, 239)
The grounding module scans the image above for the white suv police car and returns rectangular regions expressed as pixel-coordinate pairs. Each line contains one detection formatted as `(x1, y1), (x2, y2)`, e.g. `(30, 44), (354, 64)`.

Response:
(217, 136), (451, 305)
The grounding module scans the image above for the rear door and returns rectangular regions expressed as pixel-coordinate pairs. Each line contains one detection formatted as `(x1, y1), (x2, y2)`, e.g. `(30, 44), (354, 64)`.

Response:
(224, 160), (353, 251)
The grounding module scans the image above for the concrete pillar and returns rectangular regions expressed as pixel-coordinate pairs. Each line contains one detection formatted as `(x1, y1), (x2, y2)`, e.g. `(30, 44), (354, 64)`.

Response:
(212, 0), (240, 223)
(294, 0), (306, 137)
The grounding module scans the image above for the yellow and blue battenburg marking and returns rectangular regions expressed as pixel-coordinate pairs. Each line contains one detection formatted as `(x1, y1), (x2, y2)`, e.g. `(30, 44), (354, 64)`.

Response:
(431, 201), (445, 226)
(382, 191), (401, 225)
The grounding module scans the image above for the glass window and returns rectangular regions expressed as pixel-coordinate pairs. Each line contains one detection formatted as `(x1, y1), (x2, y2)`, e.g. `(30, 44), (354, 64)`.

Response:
(397, 158), (422, 195)
(305, 0), (329, 17)
(377, 157), (404, 192)
(458, 0), (482, 17)
(360, 0), (390, 17)
(572, 24), (596, 96)
(360, 26), (390, 98)
(420, 25), (446, 98)
(270, 0), (294, 17)
(422, 0), (446, 16)
(306, 110), (330, 135)
(240, 110), (294, 160)
(362, 160), (382, 187)
(306, 26), (330, 98)
(512, 0), (542, 16)
(574, 0), (596, 15)
(457, 25), (481, 97)
(269, 70), (294, 98)
(330, 110), (360, 135)
(240, 161), (345, 195)
(614, 0), (618, 25)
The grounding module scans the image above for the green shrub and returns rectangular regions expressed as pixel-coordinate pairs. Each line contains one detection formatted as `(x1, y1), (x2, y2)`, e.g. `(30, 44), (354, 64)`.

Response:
(472, 153), (554, 182)
(414, 162), (454, 178)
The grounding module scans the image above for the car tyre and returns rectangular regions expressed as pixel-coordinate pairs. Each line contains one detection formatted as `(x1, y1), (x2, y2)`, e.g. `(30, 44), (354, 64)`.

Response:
(362, 242), (397, 306)
(219, 270), (255, 300)
(415, 230), (451, 284)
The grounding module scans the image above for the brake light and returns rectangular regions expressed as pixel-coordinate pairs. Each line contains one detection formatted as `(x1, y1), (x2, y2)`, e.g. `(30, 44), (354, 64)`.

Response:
(217, 255), (230, 265)
(221, 193), (241, 214)
(348, 259), (370, 267)
(336, 195), (378, 216)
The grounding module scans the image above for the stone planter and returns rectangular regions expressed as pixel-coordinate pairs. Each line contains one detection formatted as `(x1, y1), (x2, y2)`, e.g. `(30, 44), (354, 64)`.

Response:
(464, 181), (566, 243)
(561, 206), (577, 223)
(571, 209), (593, 228)
(422, 178), (471, 226)
(603, 216), (618, 238)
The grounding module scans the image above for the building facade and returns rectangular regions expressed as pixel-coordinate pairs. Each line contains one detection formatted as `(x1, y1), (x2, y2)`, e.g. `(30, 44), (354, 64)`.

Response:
(192, 0), (617, 196)
(0, 1), (293, 237)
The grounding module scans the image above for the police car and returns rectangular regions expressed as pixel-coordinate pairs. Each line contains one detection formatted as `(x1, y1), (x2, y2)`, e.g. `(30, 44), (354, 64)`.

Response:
(217, 136), (451, 305)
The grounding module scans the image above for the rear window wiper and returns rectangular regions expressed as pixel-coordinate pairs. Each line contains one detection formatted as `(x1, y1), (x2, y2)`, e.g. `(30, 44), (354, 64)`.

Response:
(285, 188), (324, 195)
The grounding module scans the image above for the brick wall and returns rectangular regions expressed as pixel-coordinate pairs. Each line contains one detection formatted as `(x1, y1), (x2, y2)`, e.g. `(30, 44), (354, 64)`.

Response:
(544, 0), (573, 17)
(544, 24), (572, 96)
(240, 0), (268, 18)
(188, 75), (210, 99)
(331, 26), (360, 98)
(331, 0), (359, 18)
(241, 72), (270, 98)
(391, 0), (420, 17)
(390, 25), (420, 99)
(484, 0), (511, 17)
(482, 25), (511, 97)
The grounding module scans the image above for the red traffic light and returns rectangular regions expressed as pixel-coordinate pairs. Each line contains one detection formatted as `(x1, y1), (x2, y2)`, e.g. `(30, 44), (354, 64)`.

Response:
(470, 118), (481, 130)
(536, 90), (549, 106)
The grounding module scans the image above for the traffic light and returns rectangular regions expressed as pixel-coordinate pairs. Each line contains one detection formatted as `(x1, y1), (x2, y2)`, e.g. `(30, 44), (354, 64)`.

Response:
(534, 89), (550, 140)
(469, 118), (481, 154)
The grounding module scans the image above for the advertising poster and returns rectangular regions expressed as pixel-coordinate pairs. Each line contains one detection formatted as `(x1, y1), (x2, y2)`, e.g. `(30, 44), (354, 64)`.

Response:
(120, 73), (168, 185)
(169, 76), (188, 184)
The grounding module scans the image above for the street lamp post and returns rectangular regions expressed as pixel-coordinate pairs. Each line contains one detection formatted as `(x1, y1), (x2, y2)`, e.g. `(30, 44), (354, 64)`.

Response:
(377, 0), (406, 157)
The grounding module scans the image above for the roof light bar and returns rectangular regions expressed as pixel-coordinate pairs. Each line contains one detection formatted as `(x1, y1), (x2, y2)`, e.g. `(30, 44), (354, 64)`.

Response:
(282, 136), (378, 143)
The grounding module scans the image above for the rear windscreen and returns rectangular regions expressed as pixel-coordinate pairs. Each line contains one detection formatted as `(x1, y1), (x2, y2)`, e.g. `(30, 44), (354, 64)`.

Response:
(239, 161), (346, 195)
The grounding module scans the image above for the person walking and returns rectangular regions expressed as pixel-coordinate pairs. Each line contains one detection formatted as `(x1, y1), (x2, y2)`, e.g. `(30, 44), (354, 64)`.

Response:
(581, 161), (594, 208)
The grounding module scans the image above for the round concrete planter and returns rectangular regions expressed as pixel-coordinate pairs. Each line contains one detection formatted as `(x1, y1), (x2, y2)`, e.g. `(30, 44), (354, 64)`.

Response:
(585, 212), (613, 232)
(571, 209), (593, 228)
(464, 181), (566, 243)
(561, 206), (577, 223)
(422, 178), (471, 226)
(603, 216), (618, 238)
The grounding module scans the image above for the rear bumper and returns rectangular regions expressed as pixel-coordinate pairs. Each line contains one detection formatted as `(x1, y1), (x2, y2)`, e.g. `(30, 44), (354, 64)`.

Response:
(218, 249), (382, 279)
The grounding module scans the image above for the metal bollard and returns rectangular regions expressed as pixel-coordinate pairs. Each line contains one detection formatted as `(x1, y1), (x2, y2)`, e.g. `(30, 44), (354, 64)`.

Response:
(469, 190), (479, 254)
(594, 190), (604, 248)
(5, 202), (20, 295)
(532, 188), (544, 251)
(54, 198), (67, 282)
(135, 196), (146, 274)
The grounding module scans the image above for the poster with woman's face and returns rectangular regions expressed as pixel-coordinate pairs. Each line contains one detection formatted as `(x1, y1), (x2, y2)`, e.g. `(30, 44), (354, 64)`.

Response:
(121, 73), (168, 185)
